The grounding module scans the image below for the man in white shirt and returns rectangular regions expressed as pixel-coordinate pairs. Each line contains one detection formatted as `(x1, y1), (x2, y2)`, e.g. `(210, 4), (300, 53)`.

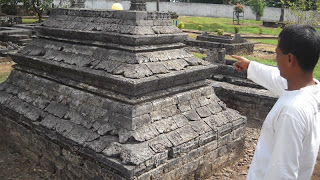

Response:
(232, 24), (320, 180)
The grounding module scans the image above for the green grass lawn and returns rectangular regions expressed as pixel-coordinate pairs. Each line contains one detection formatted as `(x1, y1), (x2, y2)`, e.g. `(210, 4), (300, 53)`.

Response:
(184, 16), (320, 79)
(178, 16), (282, 35)
(192, 52), (320, 80)
(22, 18), (45, 24)
(0, 71), (10, 83)
(238, 56), (320, 80)
(250, 39), (278, 45)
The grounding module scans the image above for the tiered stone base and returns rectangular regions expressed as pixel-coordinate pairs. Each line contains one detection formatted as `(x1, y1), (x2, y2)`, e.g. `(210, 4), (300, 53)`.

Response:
(0, 68), (246, 179)
(0, 115), (245, 179)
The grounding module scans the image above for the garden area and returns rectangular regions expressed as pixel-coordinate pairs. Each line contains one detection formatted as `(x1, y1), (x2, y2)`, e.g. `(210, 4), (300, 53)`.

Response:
(175, 16), (320, 80)
(0, 14), (320, 179)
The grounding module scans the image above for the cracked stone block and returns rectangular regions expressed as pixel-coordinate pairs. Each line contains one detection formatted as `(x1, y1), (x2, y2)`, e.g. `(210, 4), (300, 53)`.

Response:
(195, 106), (212, 118)
(167, 125), (198, 147)
(172, 114), (188, 128)
(123, 64), (153, 79)
(55, 119), (74, 136)
(102, 142), (123, 157)
(169, 138), (198, 158)
(145, 62), (169, 74)
(218, 123), (233, 137)
(152, 97), (177, 111)
(131, 124), (159, 142)
(25, 107), (47, 122)
(148, 134), (173, 153)
(203, 112), (228, 132)
(64, 110), (85, 125)
(177, 101), (192, 112)
(206, 102), (223, 114)
(189, 120), (212, 135)
(40, 114), (60, 130)
(45, 102), (68, 118)
(222, 108), (243, 122)
(199, 131), (218, 146)
(153, 117), (178, 134)
(84, 135), (118, 153)
(183, 110), (201, 121)
(120, 143), (155, 165)
(66, 125), (100, 145)
(189, 98), (201, 109)
(197, 96), (211, 106)
(132, 102), (153, 118)
(176, 91), (192, 103)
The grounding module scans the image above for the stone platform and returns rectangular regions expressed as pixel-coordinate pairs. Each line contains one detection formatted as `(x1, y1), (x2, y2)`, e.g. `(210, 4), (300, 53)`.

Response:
(0, 8), (246, 179)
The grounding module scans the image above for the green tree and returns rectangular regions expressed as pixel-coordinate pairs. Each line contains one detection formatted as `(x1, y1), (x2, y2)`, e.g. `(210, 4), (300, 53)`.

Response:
(249, 0), (266, 20)
(285, 0), (319, 26)
(22, 0), (52, 22)
(0, 0), (21, 15)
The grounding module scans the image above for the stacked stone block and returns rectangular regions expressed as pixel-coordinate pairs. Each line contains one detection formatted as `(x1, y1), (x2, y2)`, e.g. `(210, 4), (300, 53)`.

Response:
(0, 8), (246, 179)
(209, 58), (278, 125)
(186, 33), (254, 55)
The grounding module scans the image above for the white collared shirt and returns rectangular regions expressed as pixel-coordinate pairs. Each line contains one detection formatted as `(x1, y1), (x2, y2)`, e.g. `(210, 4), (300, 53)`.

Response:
(246, 61), (320, 180)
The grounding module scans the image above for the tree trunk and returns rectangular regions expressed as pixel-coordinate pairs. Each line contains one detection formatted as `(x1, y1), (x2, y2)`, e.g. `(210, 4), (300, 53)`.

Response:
(256, 14), (261, 21)
(279, 6), (284, 22)
(156, 0), (159, 11)
(235, 12), (240, 25)
(38, 13), (42, 22)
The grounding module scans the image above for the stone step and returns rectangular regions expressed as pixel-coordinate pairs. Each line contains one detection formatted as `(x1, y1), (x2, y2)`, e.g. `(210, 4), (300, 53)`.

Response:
(18, 38), (32, 45)
(7, 34), (30, 43)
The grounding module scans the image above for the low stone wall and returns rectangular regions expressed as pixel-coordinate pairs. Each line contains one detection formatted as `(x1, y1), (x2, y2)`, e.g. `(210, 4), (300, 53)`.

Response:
(0, 16), (22, 26)
(209, 63), (278, 125)
(262, 21), (286, 28)
(212, 81), (277, 126)
(186, 39), (254, 55)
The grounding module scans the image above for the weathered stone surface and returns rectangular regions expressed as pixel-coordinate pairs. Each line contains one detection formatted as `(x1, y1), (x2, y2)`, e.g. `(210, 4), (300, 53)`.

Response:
(0, 8), (247, 180)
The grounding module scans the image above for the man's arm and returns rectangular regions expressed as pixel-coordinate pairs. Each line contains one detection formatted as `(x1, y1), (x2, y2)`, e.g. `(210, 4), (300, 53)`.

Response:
(232, 55), (287, 95)
(263, 113), (305, 180)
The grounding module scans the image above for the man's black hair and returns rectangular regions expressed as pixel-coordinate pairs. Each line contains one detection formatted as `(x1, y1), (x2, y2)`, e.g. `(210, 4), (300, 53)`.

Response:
(278, 24), (320, 71)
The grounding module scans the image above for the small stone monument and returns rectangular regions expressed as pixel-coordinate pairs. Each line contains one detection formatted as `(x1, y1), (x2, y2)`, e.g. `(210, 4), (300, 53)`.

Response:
(0, 5), (246, 179)
(187, 32), (254, 55)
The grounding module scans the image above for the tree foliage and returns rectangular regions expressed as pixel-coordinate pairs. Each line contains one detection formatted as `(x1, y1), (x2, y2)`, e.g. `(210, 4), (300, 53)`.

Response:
(0, 0), (21, 15)
(0, 0), (52, 22)
(248, 0), (266, 20)
(22, 0), (52, 22)
(283, 0), (320, 26)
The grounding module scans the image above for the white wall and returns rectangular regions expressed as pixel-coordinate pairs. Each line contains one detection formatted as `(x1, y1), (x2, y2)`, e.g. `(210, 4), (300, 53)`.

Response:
(53, 0), (317, 22)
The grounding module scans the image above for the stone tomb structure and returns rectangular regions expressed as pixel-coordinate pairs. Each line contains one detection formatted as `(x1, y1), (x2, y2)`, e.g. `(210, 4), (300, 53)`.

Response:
(0, 8), (246, 179)
(187, 32), (254, 55)
(209, 58), (278, 125)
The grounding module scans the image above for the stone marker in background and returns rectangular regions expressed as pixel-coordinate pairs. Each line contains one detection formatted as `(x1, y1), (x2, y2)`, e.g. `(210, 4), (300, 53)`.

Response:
(187, 32), (254, 55)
